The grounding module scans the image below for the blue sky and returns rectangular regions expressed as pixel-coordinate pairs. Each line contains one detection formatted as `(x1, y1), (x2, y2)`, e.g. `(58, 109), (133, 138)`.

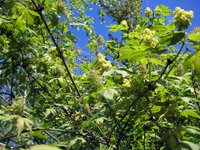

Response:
(142, 0), (200, 31)
(72, 1), (199, 51)
(71, 1), (199, 74)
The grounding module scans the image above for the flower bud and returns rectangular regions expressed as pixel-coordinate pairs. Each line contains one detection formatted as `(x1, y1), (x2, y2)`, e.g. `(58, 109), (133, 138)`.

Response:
(97, 53), (112, 71)
(145, 7), (152, 17)
(140, 28), (159, 48)
(97, 35), (104, 44)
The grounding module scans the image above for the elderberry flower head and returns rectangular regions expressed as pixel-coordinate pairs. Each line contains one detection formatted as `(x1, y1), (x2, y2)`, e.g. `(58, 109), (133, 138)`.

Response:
(173, 7), (193, 29)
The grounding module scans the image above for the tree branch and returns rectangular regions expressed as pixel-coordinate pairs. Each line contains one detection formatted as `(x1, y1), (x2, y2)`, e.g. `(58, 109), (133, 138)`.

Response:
(0, 94), (12, 105)
(31, 0), (81, 98)
(114, 41), (186, 148)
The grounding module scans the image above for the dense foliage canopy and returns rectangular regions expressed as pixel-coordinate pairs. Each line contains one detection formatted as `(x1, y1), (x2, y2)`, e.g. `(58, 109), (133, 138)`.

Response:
(0, 0), (200, 149)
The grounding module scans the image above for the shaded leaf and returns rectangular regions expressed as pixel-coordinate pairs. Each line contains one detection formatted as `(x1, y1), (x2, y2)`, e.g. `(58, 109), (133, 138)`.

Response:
(184, 126), (200, 135)
(177, 141), (200, 150)
(67, 137), (86, 149)
(181, 109), (200, 119)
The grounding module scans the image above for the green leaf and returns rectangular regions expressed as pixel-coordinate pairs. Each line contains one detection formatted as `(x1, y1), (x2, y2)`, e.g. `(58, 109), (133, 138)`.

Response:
(178, 141), (200, 150)
(194, 51), (200, 80)
(16, 117), (25, 136)
(0, 17), (11, 25)
(109, 24), (119, 32)
(16, 15), (26, 31)
(181, 109), (200, 119)
(44, 108), (56, 117)
(160, 31), (185, 45)
(119, 46), (146, 62)
(118, 24), (129, 32)
(0, 110), (4, 114)
(29, 131), (45, 139)
(29, 145), (61, 150)
(28, 10), (40, 17)
(150, 58), (165, 66)
(188, 33), (200, 42)
(181, 97), (200, 103)
(100, 88), (118, 100)
(116, 70), (130, 77)
(184, 126), (200, 135)
(81, 120), (91, 129)
(166, 23), (176, 31)
(16, 117), (33, 136)
(95, 117), (105, 124)
(102, 69), (114, 77)
(169, 135), (177, 149)
(159, 5), (172, 16)
(67, 137), (86, 149)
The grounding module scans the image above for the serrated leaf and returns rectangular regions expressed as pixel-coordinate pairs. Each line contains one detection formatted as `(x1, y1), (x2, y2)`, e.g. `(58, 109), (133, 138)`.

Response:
(181, 109), (200, 119)
(29, 145), (61, 150)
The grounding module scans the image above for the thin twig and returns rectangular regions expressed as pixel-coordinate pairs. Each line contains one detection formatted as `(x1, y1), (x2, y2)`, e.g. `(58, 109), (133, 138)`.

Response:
(0, 95), (12, 105)
(44, 130), (59, 142)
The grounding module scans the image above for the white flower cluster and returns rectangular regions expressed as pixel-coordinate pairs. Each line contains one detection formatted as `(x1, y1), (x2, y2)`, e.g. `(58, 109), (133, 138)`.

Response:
(97, 53), (112, 71)
(173, 7), (194, 29)
(140, 28), (159, 48)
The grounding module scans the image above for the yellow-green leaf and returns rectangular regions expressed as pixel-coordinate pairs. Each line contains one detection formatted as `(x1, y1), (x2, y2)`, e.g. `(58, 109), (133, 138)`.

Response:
(181, 109), (200, 119)
(188, 33), (200, 42)
(16, 117), (25, 136)
(29, 145), (61, 150)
